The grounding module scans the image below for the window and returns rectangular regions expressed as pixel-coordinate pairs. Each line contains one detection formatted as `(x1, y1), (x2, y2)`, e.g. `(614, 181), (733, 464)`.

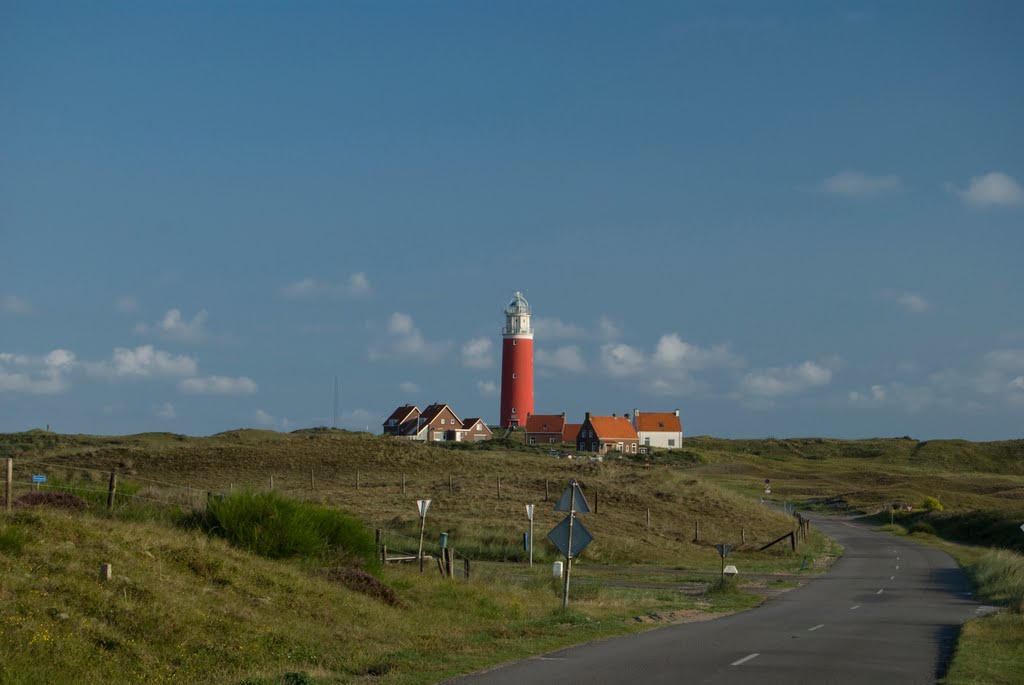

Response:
(513, 340), (517, 346)
(616, 442), (623, 451)
(512, 407), (516, 414)
(529, 437), (536, 444)
(441, 418), (446, 425)
(550, 438), (556, 443)
(632, 443), (637, 453)
(668, 439), (676, 447)
(512, 373), (516, 379)
(644, 437), (650, 446)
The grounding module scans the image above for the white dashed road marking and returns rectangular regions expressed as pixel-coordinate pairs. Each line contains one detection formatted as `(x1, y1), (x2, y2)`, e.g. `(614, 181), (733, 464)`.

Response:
(877, 589), (885, 595)
(809, 624), (825, 631)
(731, 653), (760, 667)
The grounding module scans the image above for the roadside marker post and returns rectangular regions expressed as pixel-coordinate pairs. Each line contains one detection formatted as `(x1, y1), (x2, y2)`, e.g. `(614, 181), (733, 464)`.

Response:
(715, 543), (734, 582)
(526, 504), (535, 568)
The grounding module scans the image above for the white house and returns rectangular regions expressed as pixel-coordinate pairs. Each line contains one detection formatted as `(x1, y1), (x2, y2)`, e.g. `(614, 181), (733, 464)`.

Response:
(633, 409), (683, 450)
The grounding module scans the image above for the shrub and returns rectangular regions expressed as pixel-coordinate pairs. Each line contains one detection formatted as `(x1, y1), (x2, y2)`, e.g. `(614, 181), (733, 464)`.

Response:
(921, 496), (944, 512)
(909, 521), (936, 536)
(324, 567), (402, 606)
(185, 491), (378, 569)
(14, 491), (88, 511)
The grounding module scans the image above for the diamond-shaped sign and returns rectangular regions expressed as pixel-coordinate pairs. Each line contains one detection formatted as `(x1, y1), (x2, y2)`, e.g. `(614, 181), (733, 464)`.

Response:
(554, 480), (591, 514)
(715, 543), (734, 559)
(547, 516), (594, 559)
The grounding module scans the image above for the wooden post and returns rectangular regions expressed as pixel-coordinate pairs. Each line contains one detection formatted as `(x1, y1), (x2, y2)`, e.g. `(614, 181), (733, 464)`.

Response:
(99, 563), (113, 582)
(464, 557), (470, 580)
(496, 476), (501, 499)
(375, 529), (382, 546)
(436, 556), (446, 577)
(594, 490), (598, 514)
(646, 508), (651, 529)
(380, 545), (387, 564)
(742, 528), (746, 544)
(357, 470), (361, 490)
(693, 521), (699, 542)
(790, 531), (797, 552)
(445, 548), (453, 578)
(449, 475), (453, 496)
(106, 470), (117, 512)
(402, 473), (406, 495)
(545, 479), (549, 501)
(310, 469), (315, 492)
(5, 458), (12, 512)
(270, 475), (274, 491)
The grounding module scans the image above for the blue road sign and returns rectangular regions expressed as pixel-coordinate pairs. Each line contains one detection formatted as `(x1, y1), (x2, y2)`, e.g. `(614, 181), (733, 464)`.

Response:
(32, 474), (47, 483)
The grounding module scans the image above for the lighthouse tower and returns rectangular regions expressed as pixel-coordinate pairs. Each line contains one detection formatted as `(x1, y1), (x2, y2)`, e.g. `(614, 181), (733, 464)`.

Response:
(499, 291), (534, 427)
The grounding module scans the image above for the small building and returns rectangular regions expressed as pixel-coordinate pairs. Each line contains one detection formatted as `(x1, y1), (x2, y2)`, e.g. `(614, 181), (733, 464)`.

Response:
(576, 412), (639, 455)
(633, 409), (683, 450)
(461, 417), (493, 442)
(525, 413), (566, 446)
(383, 404), (421, 437)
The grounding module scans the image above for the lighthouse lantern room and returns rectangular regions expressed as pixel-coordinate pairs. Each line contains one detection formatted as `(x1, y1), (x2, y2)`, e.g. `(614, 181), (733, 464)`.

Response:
(499, 291), (534, 427)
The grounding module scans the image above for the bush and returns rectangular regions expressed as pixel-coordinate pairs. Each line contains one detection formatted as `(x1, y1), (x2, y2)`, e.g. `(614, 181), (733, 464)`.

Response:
(921, 496), (944, 512)
(185, 491), (378, 569)
(14, 491), (88, 511)
(909, 521), (936, 536)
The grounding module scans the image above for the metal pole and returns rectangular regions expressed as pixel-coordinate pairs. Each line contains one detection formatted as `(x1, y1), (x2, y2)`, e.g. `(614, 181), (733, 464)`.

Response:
(562, 484), (576, 610)
(5, 458), (12, 512)
(417, 514), (426, 572)
(529, 516), (534, 568)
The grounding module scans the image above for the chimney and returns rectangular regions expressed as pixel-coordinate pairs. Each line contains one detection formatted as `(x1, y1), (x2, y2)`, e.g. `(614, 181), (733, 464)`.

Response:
(625, 413), (631, 422)
(674, 409), (680, 417)
(612, 412), (616, 418)
(585, 411), (591, 421)
(561, 412), (565, 417)
(634, 408), (640, 419)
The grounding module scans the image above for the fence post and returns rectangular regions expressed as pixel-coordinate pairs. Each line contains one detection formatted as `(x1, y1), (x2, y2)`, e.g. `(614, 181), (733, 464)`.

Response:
(497, 476), (501, 499)
(357, 470), (361, 490)
(545, 479), (549, 501)
(693, 521), (699, 542)
(5, 458), (12, 512)
(381, 545), (387, 564)
(375, 528), (382, 546)
(270, 475), (274, 491)
(742, 528), (746, 544)
(402, 474), (406, 495)
(445, 547), (453, 578)
(646, 508), (651, 529)
(464, 557), (470, 580)
(106, 470), (117, 512)
(310, 469), (315, 492)
(595, 490), (598, 514)
(449, 475), (453, 496)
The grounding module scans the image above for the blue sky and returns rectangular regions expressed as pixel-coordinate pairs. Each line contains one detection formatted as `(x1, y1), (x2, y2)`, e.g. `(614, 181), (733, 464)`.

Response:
(2, 2), (1022, 440)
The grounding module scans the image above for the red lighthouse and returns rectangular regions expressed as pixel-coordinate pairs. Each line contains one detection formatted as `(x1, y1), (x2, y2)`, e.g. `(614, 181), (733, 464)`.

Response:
(499, 291), (534, 427)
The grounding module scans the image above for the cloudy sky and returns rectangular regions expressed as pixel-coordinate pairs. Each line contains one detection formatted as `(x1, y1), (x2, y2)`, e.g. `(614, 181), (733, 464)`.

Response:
(2, 2), (1022, 439)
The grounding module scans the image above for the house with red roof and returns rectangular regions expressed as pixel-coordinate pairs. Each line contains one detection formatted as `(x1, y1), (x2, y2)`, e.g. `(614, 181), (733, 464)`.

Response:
(576, 412), (639, 455)
(562, 423), (582, 445)
(525, 413), (566, 446)
(633, 408), (683, 451)
(382, 403), (491, 442)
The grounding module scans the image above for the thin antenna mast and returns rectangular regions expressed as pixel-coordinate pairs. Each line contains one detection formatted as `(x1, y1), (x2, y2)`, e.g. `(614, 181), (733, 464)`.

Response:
(333, 375), (338, 429)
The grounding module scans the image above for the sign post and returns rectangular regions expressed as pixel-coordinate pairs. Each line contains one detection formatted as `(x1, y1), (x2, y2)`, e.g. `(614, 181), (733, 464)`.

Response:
(32, 474), (46, 492)
(715, 543), (734, 582)
(526, 504), (535, 567)
(764, 478), (771, 495)
(547, 480), (593, 610)
(416, 499), (431, 572)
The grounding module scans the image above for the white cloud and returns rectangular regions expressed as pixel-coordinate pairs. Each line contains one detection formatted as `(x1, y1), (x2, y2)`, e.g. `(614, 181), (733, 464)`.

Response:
(113, 295), (139, 314)
(534, 317), (586, 339)
(948, 171), (1024, 208)
(894, 292), (931, 313)
(0, 295), (31, 315)
(600, 343), (646, 377)
(741, 361), (832, 398)
(652, 334), (741, 370)
(254, 408), (292, 429)
(819, 171), (901, 197)
(1010, 376), (1024, 391)
(281, 272), (372, 299)
(135, 308), (208, 343)
(984, 349), (1024, 371)
(370, 312), (451, 363)
(598, 316), (621, 340)
(399, 381), (420, 393)
(477, 380), (497, 396)
(87, 345), (198, 379)
(0, 349), (76, 394)
(848, 382), (937, 413)
(154, 402), (176, 420)
(178, 375), (257, 395)
(461, 337), (494, 368)
(537, 345), (587, 373)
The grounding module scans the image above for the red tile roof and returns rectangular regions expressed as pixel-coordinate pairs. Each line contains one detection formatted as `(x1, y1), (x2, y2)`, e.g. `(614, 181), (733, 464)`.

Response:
(588, 416), (639, 441)
(562, 423), (582, 443)
(525, 414), (565, 434)
(634, 412), (682, 433)
(462, 418), (490, 432)
(384, 404), (419, 425)
(420, 403), (462, 426)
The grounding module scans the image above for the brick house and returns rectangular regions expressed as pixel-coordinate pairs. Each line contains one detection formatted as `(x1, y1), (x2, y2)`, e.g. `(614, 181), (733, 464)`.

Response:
(562, 423), (582, 446)
(576, 412), (639, 455)
(525, 413), (566, 446)
(461, 417), (493, 442)
(382, 403), (491, 442)
(633, 409), (683, 450)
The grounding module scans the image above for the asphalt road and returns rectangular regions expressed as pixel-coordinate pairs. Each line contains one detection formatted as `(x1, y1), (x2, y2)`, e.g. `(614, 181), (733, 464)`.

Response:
(447, 516), (980, 685)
